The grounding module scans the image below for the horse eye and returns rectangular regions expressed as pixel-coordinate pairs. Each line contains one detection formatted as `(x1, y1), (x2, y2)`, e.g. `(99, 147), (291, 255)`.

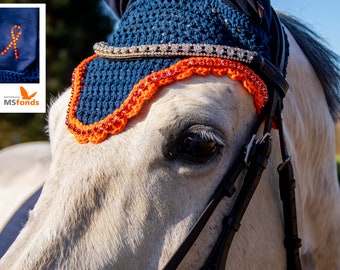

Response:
(167, 131), (222, 164)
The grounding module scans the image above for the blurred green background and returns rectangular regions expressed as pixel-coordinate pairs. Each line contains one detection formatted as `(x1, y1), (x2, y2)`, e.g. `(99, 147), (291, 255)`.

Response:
(0, 0), (115, 149)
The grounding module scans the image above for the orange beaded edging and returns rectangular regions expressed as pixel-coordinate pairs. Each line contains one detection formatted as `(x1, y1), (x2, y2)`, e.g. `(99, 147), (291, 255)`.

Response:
(66, 55), (268, 144)
(1, 25), (22, 59)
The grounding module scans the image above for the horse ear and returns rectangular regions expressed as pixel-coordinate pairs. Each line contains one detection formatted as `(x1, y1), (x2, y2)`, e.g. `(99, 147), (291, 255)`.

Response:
(222, 0), (272, 32)
(104, 0), (136, 19)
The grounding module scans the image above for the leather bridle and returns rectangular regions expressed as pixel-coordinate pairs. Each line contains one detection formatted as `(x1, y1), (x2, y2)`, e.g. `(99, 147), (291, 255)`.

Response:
(163, 9), (302, 270)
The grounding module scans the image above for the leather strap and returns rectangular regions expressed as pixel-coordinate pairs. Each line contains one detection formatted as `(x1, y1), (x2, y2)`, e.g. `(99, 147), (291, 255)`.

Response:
(201, 134), (272, 270)
(162, 8), (302, 270)
(163, 95), (278, 270)
(276, 107), (302, 270)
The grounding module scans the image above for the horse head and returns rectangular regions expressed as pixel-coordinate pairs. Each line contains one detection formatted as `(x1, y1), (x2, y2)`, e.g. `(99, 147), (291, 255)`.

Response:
(1, 0), (339, 269)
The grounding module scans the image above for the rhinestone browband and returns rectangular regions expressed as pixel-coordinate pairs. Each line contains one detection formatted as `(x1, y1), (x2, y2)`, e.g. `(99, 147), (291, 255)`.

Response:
(93, 42), (257, 63)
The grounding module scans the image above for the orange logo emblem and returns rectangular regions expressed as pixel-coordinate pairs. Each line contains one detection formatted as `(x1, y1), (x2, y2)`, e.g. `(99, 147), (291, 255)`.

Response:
(20, 86), (37, 100)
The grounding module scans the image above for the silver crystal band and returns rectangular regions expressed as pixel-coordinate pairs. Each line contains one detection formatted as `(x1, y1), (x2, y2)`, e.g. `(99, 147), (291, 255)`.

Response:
(93, 42), (257, 63)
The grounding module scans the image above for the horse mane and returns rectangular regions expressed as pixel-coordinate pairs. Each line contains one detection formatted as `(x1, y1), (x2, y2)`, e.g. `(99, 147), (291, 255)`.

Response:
(278, 13), (340, 122)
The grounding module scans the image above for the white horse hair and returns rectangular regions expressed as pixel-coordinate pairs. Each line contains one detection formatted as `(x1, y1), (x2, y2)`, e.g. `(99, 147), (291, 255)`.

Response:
(0, 142), (50, 232)
(0, 14), (339, 270)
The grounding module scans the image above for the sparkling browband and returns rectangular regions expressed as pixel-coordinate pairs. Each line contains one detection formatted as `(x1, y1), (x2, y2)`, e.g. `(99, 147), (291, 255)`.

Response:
(93, 42), (257, 63)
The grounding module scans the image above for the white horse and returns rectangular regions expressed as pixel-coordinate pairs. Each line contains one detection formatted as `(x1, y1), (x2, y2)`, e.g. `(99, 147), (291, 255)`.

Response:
(0, 141), (50, 232)
(0, 4), (339, 270)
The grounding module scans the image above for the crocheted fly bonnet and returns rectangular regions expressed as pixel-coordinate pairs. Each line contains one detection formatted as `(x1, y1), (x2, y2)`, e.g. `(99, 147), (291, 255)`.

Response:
(66, 0), (289, 143)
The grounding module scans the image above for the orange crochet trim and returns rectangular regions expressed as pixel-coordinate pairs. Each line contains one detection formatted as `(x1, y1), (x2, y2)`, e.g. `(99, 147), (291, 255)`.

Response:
(66, 55), (268, 144)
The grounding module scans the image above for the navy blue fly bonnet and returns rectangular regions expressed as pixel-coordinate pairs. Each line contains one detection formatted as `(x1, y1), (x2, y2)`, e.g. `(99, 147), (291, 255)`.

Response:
(66, 0), (289, 143)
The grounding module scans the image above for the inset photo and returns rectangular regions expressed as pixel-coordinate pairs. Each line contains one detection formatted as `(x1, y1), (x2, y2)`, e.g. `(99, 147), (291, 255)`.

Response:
(0, 4), (46, 113)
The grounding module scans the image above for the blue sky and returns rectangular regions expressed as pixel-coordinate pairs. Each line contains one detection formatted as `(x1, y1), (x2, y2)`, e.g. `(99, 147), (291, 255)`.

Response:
(272, 0), (340, 56)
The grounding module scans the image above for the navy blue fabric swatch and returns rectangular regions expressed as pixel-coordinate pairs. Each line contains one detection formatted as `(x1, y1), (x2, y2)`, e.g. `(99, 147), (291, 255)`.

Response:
(0, 8), (39, 83)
